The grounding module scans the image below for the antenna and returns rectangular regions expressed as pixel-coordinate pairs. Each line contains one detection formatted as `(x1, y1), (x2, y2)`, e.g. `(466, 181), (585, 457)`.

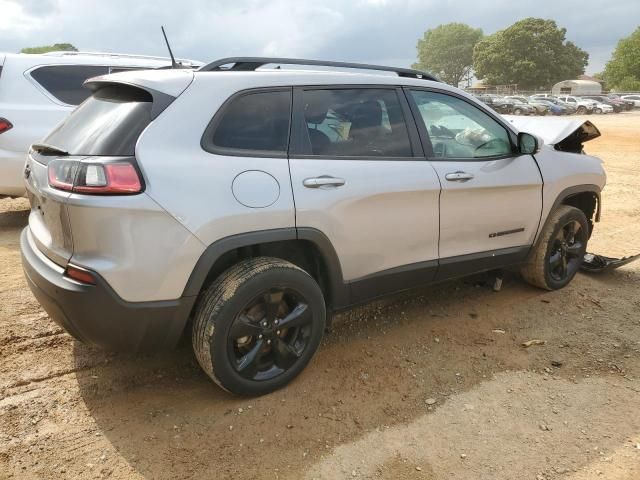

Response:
(161, 26), (179, 68)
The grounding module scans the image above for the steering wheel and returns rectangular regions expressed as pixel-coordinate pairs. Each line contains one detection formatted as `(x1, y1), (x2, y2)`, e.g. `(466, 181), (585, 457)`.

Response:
(474, 138), (507, 155)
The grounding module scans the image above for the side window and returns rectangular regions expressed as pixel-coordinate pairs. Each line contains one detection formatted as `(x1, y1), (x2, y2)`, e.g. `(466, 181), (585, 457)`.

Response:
(410, 90), (513, 160)
(208, 90), (291, 154)
(30, 65), (109, 105)
(301, 88), (412, 157)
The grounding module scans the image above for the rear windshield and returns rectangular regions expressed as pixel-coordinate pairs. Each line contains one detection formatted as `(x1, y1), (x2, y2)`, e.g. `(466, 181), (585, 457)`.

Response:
(43, 85), (152, 156)
(30, 65), (110, 105)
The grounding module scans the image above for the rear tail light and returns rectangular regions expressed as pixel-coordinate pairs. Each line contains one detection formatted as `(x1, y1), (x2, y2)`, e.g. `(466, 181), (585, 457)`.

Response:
(0, 118), (12, 134)
(48, 159), (143, 195)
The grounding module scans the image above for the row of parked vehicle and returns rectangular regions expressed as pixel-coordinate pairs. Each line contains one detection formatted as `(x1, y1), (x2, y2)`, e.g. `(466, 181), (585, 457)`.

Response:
(474, 93), (640, 116)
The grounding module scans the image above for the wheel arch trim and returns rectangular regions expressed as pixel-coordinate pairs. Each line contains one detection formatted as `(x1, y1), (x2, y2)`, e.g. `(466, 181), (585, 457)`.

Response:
(533, 184), (601, 249)
(181, 227), (348, 306)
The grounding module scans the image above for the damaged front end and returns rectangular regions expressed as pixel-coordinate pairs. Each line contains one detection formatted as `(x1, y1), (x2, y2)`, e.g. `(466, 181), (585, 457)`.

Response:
(504, 116), (601, 154)
(581, 253), (640, 273)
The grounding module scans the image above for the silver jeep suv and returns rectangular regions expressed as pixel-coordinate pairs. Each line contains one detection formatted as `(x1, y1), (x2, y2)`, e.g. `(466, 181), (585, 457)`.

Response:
(20, 58), (606, 396)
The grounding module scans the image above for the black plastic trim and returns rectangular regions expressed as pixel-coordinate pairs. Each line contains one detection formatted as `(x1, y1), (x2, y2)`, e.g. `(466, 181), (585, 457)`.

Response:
(20, 229), (194, 352)
(182, 228), (298, 297)
(532, 184), (602, 249)
(435, 246), (530, 281)
(182, 229), (536, 312)
(296, 227), (349, 307)
(348, 259), (438, 304)
(199, 56), (440, 82)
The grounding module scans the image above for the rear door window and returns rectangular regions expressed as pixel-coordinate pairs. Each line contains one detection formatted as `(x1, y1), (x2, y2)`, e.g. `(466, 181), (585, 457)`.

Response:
(300, 88), (412, 157)
(204, 89), (291, 155)
(42, 84), (153, 156)
(30, 65), (108, 105)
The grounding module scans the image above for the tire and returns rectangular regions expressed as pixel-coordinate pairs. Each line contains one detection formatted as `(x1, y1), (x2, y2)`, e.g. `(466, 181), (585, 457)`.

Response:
(595, 108), (603, 114)
(513, 108), (522, 115)
(521, 206), (589, 291)
(192, 257), (326, 396)
(577, 106), (587, 114)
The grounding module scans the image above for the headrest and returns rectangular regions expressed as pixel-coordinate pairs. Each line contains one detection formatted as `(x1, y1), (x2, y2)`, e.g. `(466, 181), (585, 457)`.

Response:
(350, 101), (383, 131)
(304, 92), (331, 124)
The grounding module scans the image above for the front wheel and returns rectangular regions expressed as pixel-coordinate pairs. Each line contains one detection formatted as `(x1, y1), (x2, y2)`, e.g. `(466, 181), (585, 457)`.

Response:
(192, 257), (326, 396)
(576, 106), (587, 114)
(521, 206), (589, 290)
(595, 108), (603, 114)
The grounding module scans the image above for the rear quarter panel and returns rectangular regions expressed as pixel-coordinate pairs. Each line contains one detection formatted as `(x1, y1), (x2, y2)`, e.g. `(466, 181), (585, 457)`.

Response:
(135, 74), (296, 247)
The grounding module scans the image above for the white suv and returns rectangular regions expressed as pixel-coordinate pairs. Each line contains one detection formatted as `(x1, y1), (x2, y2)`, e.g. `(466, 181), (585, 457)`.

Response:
(20, 58), (606, 396)
(0, 51), (201, 197)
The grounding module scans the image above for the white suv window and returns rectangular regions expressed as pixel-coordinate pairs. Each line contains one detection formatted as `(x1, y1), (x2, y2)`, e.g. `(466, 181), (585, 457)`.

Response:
(410, 90), (512, 160)
(30, 65), (109, 105)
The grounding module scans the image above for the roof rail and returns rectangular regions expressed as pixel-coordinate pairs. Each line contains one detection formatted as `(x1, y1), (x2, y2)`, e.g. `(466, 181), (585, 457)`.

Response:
(199, 57), (440, 82)
(41, 51), (202, 65)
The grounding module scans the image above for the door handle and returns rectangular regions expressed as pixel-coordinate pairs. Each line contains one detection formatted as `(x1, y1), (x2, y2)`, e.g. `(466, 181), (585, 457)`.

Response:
(303, 176), (346, 188)
(445, 171), (474, 182)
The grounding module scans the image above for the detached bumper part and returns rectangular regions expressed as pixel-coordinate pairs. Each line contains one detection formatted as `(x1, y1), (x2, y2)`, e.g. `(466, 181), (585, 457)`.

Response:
(581, 252), (640, 273)
(20, 228), (195, 352)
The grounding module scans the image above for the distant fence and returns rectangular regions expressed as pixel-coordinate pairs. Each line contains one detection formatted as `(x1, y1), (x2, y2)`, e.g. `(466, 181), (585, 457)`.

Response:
(464, 86), (640, 96)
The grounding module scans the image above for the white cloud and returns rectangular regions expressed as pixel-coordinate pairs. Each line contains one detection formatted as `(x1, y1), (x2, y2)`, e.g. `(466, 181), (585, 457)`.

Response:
(0, 0), (638, 74)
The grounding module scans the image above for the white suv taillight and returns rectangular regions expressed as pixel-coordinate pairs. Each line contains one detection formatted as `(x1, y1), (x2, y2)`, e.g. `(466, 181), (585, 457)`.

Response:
(0, 118), (12, 134)
(48, 159), (143, 195)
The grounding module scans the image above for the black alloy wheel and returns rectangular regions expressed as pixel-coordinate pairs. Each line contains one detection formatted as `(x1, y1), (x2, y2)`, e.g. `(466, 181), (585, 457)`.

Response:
(229, 288), (313, 381)
(547, 219), (587, 283)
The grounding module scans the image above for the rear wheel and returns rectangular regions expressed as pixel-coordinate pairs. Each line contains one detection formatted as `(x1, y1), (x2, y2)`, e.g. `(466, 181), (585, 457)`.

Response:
(577, 106), (587, 114)
(513, 108), (523, 115)
(192, 257), (326, 396)
(521, 206), (589, 290)
(595, 107), (603, 114)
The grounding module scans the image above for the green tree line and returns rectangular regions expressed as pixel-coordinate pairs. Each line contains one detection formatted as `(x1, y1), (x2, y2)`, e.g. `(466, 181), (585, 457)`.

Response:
(414, 18), (639, 91)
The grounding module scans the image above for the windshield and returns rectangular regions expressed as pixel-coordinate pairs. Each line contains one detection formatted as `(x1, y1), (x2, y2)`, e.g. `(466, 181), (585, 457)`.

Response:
(43, 85), (153, 156)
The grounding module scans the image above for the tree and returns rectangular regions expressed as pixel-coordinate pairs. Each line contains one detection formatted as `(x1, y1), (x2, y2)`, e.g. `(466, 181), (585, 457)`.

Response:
(603, 27), (640, 91)
(412, 23), (483, 86)
(21, 43), (78, 54)
(472, 18), (588, 89)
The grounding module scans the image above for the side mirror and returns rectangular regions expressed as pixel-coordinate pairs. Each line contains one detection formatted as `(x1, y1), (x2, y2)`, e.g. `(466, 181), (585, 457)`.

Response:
(518, 132), (543, 154)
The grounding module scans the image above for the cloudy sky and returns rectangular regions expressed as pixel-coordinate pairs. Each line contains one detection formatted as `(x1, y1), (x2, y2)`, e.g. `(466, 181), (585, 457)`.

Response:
(1, 0), (638, 75)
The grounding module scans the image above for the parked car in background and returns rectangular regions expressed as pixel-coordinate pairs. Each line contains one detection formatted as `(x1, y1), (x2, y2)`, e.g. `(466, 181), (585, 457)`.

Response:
(545, 98), (578, 115)
(580, 95), (625, 113)
(604, 94), (634, 111)
(0, 51), (202, 197)
(556, 95), (596, 114)
(621, 94), (640, 108)
(531, 98), (567, 115)
(506, 96), (549, 115)
(475, 94), (513, 114)
(502, 97), (536, 115)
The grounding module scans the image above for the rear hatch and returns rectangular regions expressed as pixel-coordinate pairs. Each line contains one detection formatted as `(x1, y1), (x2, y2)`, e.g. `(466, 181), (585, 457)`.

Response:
(24, 73), (189, 266)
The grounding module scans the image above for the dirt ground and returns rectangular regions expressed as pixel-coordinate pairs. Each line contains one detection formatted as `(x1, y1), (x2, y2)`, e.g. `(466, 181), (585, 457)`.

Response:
(1, 112), (639, 480)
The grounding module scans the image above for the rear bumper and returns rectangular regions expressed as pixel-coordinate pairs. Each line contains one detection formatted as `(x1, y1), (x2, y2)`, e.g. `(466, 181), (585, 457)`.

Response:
(20, 228), (196, 352)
